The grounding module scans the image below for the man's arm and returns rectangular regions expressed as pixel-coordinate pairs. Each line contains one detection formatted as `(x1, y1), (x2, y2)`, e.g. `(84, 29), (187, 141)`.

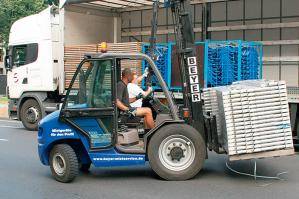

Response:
(128, 84), (145, 103)
(135, 75), (145, 84)
(129, 96), (142, 103)
(116, 99), (137, 117)
(116, 99), (129, 111)
(144, 87), (152, 97)
(132, 68), (149, 84)
(116, 82), (129, 111)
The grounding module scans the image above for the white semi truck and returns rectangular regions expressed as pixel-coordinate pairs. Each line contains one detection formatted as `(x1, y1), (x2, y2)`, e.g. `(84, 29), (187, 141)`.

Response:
(4, 3), (121, 130)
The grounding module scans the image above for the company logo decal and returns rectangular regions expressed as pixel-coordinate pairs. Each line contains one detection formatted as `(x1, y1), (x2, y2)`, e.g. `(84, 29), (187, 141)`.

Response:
(50, 128), (74, 137)
(13, 73), (19, 83)
(187, 57), (201, 102)
(93, 157), (144, 161)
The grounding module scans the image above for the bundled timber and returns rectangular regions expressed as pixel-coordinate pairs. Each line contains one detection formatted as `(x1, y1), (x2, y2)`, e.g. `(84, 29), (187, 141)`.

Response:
(64, 45), (98, 88)
(104, 42), (143, 75)
(64, 42), (143, 88)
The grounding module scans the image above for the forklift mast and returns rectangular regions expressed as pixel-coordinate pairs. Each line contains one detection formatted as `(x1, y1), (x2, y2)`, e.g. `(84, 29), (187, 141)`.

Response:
(149, 0), (159, 59)
(146, 0), (159, 88)
(165, 0), (206, 137)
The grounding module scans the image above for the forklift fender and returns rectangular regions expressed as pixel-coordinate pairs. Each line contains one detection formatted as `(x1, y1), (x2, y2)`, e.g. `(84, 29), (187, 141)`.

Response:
(143, 120), (185, 150)
(39, 138), (90, 166)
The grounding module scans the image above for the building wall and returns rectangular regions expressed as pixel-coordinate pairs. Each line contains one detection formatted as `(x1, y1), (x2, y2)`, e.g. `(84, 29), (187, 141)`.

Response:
(120, 0), (299, 87)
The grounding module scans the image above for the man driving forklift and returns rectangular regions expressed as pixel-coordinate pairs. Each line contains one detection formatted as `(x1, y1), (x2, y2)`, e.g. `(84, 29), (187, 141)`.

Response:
(116, 68), (155, 130)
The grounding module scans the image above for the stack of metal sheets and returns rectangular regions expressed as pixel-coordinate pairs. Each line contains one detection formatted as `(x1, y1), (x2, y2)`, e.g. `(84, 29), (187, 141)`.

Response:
(203, 80), (294, 158)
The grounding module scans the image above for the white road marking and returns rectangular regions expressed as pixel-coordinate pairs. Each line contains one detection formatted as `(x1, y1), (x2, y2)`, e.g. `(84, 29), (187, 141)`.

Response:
(0, 139), (8, 142)
(0, 119), (20, 123)
(0, 125), (23, 129)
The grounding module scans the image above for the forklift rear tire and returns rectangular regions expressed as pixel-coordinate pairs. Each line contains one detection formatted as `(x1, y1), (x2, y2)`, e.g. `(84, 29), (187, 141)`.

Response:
(20, 99), (41, 131)
(49, 144), (79, 183)
(148, 124), (206, 181)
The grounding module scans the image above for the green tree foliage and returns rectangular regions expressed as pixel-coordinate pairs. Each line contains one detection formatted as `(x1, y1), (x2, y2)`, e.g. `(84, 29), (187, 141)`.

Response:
(0, 0), (48, 45)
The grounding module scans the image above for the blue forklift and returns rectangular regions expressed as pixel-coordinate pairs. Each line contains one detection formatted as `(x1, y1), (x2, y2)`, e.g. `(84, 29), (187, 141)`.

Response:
(38, 0), (219, 182)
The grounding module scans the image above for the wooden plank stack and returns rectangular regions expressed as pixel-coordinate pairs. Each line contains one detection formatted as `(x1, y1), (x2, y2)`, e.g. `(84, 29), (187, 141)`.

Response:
(104, 42), (143, 75)
(64, 45), (98, 88)
(203, 80), (294, 160)
(64, 42), (143, 88)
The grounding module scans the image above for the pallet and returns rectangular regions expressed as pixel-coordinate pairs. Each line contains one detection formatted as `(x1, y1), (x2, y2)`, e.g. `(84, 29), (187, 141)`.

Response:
(229, 148), (295, 161)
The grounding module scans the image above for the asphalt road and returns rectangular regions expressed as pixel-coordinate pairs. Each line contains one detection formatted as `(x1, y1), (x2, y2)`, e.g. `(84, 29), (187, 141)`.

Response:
(0, 119), (298, 199)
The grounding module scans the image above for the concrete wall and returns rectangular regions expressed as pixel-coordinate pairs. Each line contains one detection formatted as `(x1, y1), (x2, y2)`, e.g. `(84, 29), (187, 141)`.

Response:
(64, 5), (121, 45)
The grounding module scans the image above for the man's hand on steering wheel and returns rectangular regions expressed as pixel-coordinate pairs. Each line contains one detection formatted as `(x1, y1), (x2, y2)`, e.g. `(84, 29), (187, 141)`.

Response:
(144, 87), (154, 100)
(136, 93), (144, 100)
(127, 107), (137, 118)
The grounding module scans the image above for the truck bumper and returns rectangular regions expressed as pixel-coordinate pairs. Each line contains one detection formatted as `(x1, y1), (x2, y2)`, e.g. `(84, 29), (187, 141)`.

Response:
(8, 99), (18, 119)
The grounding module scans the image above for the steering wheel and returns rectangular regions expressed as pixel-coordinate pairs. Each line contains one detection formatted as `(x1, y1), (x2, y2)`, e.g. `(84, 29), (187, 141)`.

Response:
(144, 90), (154, 100)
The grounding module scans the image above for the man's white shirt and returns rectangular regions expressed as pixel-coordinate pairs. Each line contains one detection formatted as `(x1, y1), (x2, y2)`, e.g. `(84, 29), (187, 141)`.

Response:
(127, 83), (145, 108)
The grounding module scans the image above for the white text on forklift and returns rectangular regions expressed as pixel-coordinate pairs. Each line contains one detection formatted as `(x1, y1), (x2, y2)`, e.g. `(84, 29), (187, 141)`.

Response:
(187, 57), (201, 102)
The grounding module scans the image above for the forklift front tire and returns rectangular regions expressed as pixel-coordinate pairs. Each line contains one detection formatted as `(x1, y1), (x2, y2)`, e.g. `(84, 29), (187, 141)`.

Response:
(49, 144), (79, 183)
(148, 124), (206, 181)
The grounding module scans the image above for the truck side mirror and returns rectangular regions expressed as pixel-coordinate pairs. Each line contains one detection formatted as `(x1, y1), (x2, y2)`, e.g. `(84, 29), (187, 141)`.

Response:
(4, 55), (12, 71)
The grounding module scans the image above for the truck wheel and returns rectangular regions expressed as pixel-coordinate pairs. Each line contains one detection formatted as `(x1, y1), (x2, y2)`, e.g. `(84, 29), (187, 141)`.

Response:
(20, 99), (41, 131)
(148, 124), (206, 181)
(49, 144), (79, 183)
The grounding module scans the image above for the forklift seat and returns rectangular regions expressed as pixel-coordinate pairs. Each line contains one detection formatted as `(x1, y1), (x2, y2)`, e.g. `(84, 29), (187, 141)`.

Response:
(118, 111), (142, 128)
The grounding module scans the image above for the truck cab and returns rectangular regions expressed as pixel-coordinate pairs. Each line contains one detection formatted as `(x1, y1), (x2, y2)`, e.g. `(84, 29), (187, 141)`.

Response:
(5, 6), (62, 130)
(5, 2), (121, 130)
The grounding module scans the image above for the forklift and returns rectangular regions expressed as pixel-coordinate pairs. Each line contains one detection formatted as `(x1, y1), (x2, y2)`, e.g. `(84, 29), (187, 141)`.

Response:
(38, 0), (220, 182)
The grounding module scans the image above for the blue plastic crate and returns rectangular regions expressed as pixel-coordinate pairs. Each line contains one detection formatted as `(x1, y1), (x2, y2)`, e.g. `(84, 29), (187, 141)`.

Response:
(204, 40), (262, 88)
(141, 40), (262, 91)
(241, 43), (263, 80)
(142, 43), (171, 89)
(205, 42), (239, 87)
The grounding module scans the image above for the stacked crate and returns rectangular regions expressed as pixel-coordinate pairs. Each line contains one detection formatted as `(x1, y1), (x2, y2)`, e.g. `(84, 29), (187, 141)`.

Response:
(205, 41), (262, 88)
(203, 80), (294, 160)
(64, 42), (143, 89)
(64, 45), (98, 88)
(142, 44), (170, 89)
(104, 42), (143, 75)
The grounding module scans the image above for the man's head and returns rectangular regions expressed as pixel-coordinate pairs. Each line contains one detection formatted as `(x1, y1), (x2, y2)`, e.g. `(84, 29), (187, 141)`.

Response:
(132, 71), (138, 83)
(122, 68), (133, 83)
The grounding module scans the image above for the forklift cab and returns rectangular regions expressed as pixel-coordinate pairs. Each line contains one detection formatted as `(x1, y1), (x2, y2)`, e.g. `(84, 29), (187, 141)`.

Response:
(59, 53), (179, 151)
